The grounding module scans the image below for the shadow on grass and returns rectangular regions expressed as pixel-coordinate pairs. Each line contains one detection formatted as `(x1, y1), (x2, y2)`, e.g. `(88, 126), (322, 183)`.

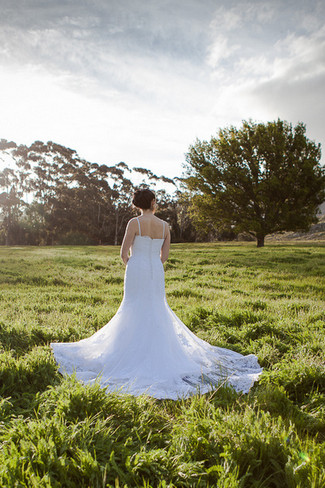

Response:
(0, 346), (61, 412)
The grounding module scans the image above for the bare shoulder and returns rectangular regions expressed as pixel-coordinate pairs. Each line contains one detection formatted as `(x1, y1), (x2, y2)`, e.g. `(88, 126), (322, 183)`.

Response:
(155, 216), (169, 226)
(126, 217), (138, 229)
(156, 217), (170, 238)
(128, 217), (138, 223)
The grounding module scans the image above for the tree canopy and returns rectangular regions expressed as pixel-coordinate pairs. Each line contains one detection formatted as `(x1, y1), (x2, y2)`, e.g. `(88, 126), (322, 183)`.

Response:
(185, 119), (325, 246)
(0, 139), (196, 245)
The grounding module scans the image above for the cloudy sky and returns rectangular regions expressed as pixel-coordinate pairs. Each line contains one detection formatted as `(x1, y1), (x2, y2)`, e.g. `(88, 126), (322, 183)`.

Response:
(1, 0), (324, 178)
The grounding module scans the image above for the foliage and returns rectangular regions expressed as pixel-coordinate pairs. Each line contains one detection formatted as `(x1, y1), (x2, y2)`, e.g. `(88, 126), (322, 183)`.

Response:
(185, 120), (325, 246)
(0, 140), (185, 246)
(0, 243), (325, 486)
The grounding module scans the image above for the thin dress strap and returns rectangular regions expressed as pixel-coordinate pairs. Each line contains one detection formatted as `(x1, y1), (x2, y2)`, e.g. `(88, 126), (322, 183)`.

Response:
(136, 217), (141, 236)
(162, 221), (165, 239)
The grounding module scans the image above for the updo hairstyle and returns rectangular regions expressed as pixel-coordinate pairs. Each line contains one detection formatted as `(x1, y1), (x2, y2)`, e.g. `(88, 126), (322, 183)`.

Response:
(132, 189), (156, 210)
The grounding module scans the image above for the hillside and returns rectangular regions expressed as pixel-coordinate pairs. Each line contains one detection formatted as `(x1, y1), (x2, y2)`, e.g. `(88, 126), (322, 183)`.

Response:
(266, 215), (325, 242)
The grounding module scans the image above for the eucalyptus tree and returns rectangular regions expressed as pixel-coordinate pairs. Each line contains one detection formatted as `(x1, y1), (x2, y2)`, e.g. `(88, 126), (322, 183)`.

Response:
(109, 164), (135, 245)
(0, 140), (114, 244)
(0, 168), (21, 245)
(0, 139), (29, 244)
(0, 138), (198, 245)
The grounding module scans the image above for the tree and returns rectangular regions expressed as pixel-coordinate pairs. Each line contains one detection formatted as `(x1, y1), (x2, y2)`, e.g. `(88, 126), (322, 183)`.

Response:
(0, 140), (116, 245)
(0, 168), (24, 245)
(103, 164), (134, 245)
(185, 119), (325, 247)
(0, 137), (202, 245)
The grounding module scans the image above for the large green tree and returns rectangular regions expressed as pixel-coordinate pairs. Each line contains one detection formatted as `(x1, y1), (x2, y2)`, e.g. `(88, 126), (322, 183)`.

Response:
(185, 119), (325, 246)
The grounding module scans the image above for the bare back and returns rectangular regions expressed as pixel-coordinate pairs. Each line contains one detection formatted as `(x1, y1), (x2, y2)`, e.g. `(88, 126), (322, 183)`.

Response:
(136, 215), (166, 239)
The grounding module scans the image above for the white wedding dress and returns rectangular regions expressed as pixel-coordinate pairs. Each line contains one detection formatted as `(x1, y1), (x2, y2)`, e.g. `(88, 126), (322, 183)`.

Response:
(51, 219), (262, 400)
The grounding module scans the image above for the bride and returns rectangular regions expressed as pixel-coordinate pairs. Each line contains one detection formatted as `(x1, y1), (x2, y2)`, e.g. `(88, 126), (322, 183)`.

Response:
(51, 189), (262, 399)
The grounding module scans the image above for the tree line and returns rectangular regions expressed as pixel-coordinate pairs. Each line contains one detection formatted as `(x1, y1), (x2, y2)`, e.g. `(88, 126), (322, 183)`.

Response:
(0, 140), (198, 246)
(1, 119), (324, 247)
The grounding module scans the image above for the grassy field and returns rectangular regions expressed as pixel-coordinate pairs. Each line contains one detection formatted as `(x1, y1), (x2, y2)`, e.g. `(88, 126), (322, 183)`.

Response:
(0, 243), (325, 487)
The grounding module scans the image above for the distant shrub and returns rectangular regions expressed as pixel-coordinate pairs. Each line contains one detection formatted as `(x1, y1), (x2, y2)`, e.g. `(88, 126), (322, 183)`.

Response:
(58, 232), (97, 245)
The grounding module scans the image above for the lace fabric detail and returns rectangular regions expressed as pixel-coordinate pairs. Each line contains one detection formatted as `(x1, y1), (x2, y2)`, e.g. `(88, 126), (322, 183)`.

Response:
(51, 235), (262, 399)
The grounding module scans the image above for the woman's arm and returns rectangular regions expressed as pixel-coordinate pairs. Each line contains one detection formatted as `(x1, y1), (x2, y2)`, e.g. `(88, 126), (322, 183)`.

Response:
(120, 219), (136, 265)
(160, 224), (171, 263)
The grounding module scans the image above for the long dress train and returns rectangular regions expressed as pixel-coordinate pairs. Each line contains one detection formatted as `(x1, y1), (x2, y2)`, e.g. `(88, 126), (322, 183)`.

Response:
(51, 219), (262, 400)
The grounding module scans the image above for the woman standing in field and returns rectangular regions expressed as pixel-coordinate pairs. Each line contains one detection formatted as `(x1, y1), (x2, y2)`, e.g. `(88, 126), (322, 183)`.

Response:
(51, 189), (262, 399)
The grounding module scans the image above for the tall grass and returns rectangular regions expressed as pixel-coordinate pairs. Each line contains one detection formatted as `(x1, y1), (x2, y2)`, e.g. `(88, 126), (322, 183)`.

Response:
(0, 243), (325, 487)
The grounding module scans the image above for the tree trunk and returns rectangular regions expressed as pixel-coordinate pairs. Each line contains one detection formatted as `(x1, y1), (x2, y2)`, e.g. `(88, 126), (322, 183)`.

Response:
(5, 205), (11, 246)
(114, 209), (119, 246)
(256, 235), (265, 247)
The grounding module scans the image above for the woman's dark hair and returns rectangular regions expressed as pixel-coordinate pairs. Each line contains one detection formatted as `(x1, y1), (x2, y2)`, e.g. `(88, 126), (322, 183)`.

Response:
(132, 189), (156, 210)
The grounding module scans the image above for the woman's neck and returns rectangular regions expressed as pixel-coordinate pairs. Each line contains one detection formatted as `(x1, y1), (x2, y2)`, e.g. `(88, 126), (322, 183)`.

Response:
(140, 209), (154, 216)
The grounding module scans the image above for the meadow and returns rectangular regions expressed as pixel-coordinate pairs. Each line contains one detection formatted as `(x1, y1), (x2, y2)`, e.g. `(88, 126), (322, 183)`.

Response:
(0, 242), (325, 487)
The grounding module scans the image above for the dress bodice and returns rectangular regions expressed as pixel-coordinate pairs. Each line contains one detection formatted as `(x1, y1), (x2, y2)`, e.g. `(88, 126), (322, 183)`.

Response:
(131, 235), (164, 259)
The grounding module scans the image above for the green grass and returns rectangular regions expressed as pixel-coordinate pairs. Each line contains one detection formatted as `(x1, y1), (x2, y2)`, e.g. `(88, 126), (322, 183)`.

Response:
(0, 243), (325, 487)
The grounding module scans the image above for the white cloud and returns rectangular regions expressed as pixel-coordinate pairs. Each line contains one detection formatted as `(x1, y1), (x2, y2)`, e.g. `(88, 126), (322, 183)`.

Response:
(231, 26), (325, 154)
(0, 59), (219, 177)
(273, 28), (325, 80)
(1, 0), (325, 178)
(235, 25), (325, 85)
(210, 1), (276, 33)
(209, 7), (242, 31)
(206, 35), (239, 68)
